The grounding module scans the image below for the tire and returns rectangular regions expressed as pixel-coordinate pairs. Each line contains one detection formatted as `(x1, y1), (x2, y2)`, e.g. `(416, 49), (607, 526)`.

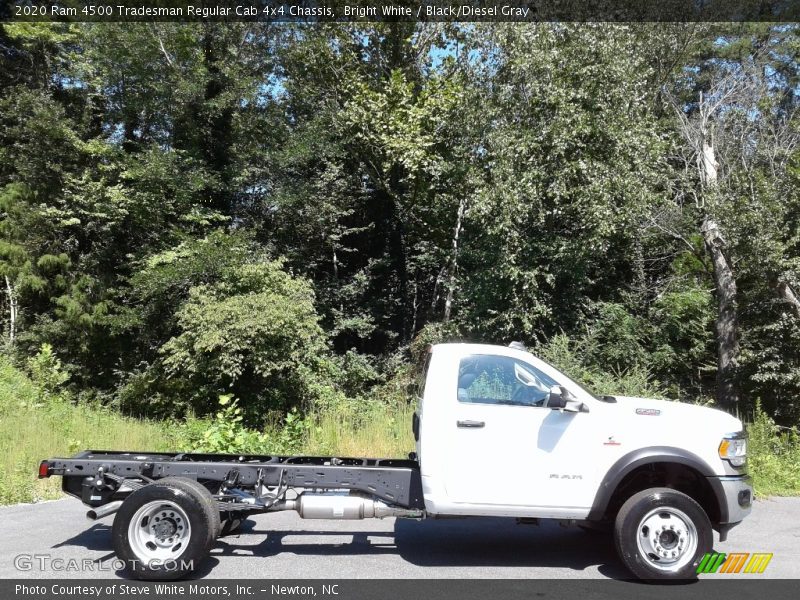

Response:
(113, 477), (220, 580)
(178, 478), (222, 536)
(614, 487), (712, 580)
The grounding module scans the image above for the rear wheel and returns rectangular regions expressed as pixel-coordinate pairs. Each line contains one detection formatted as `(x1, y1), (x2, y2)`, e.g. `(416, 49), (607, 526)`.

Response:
(113, 477), (219, 580)
(614, 487), (712, 580)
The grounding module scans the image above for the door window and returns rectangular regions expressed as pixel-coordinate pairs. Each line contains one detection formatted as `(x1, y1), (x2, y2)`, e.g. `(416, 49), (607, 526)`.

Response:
(457, 354), (557, 407)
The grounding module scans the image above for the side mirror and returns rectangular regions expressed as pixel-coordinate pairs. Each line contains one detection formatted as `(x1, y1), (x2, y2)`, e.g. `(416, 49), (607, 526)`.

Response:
(546, 385), (567, 409)
(546, 386), (587, 413)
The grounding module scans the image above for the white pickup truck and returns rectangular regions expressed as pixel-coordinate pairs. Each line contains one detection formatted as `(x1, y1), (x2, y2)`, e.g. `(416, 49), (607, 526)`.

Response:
(40, 342), (752, 580)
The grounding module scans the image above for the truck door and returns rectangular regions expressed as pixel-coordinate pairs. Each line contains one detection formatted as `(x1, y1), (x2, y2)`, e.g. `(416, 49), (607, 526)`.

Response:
(442, 353), (596, 509)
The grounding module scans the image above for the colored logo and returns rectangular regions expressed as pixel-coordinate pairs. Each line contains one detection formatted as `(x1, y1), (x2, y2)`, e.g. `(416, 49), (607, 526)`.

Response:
(697, 552), (773, 574)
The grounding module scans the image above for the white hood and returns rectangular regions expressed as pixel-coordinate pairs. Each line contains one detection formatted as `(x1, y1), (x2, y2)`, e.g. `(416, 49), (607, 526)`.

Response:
(611, 395), (743, 437)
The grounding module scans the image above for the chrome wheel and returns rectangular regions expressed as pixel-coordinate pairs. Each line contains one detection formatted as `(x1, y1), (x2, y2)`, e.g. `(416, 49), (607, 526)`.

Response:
(127, 500), (192, 563)
(635, 507), (698, 572)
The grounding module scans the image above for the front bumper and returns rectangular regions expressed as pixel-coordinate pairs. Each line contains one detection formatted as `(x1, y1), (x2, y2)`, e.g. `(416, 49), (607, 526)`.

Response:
(712, 474), (753, 524)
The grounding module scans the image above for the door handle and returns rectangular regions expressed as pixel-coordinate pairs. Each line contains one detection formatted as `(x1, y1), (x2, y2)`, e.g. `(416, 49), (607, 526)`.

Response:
(457, 420), (485, 428)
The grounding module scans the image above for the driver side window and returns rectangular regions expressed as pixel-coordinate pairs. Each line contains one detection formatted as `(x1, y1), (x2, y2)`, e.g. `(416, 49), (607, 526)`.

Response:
(457, 354), (557, 407)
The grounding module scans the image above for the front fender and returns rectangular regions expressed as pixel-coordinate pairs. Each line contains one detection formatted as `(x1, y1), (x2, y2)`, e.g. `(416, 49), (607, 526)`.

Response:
(587, 446), (729, 523)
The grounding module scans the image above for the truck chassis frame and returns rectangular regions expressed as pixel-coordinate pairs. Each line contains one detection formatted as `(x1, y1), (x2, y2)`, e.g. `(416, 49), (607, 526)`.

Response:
(42, 450), (425, 514)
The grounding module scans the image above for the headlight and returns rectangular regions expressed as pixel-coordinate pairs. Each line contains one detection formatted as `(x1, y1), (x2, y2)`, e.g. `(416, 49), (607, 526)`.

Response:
(719, 432), (747, 467)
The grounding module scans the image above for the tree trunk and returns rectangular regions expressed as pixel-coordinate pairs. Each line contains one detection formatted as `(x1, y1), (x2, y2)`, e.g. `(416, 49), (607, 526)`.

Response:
(5, 275), (17, 345)
(776, 278), (800, 318)
(700, 139), (719, 187)
(701, 217), (739, 411)
(443, 197), (466, 322)
(394, 208), (409, 342)
(332, 244), (344, 313)
(698, 126), (739, 412)
(201, 25), (233, 213)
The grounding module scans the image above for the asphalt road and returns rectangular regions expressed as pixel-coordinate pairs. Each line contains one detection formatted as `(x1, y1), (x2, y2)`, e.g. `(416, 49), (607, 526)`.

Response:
(0, 497), (797, 579)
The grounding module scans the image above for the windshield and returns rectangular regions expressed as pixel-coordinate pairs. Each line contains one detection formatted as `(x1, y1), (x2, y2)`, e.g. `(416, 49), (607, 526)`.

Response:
(525, 352), (605, 402)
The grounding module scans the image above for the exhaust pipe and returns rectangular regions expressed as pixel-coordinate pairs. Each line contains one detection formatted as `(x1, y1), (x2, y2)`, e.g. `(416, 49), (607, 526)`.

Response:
(86, 500), (123, 521)
(284, 493), (423, 520)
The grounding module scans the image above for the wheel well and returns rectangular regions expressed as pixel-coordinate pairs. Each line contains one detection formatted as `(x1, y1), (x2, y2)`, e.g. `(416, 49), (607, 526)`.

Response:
(603, 462), (720, 524)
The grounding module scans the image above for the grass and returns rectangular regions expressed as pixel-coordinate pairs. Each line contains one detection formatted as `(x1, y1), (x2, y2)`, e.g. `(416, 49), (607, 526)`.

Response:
(306, 403), (415, 458)
(0, 357), (175, 504)
(746, 405), (800, 497)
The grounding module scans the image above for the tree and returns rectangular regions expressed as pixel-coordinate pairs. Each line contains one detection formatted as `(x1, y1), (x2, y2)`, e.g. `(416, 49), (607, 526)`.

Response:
(664, 25), (800, 414)
(671, 70), (747, 411)
(268, 24), (469, 352)
(457, 24), (666, 343)
(160, 255), (335, 421)
(2, 21), (800, 427)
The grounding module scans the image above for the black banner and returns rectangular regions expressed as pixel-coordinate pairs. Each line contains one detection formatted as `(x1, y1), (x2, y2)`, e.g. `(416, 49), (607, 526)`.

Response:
(2, 0), (800, 23)
(5, 579), (800, 600)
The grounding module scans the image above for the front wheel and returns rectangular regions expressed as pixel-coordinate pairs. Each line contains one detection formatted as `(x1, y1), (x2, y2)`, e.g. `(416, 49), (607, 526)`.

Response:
(614, 488), (712, 580)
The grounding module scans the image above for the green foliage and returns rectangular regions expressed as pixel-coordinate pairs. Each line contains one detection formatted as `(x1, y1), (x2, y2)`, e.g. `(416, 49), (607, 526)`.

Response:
(175, 395), (315, 455)
(270, 24), (473, 353)
(649, 286), (716, 398)
(163, 261), (323, 380)
(177, 395), (269, 454)
(747, 403), (800, 496)
(274, 408), (316, 455)
(159, 254), (335, 419)
(467, 371), (513, 402)
(538, 333), (667, 399)
(25, 344), (69, 398)
(459, 24), (666, 341)
(306, 401), (415, 459)
(0, 183), (71, 313)
(121, 231), (250, 341)
(408, 321), (462, 364)
(583, 302), (649, 372)
(330, 350), (382, 398)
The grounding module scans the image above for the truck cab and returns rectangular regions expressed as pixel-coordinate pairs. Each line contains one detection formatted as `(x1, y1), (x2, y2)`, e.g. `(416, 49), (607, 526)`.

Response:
(416, 343), (752, 577)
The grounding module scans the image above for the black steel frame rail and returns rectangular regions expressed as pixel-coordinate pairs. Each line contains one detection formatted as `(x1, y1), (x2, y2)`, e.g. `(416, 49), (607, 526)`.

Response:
(46, 450), (424, 508)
